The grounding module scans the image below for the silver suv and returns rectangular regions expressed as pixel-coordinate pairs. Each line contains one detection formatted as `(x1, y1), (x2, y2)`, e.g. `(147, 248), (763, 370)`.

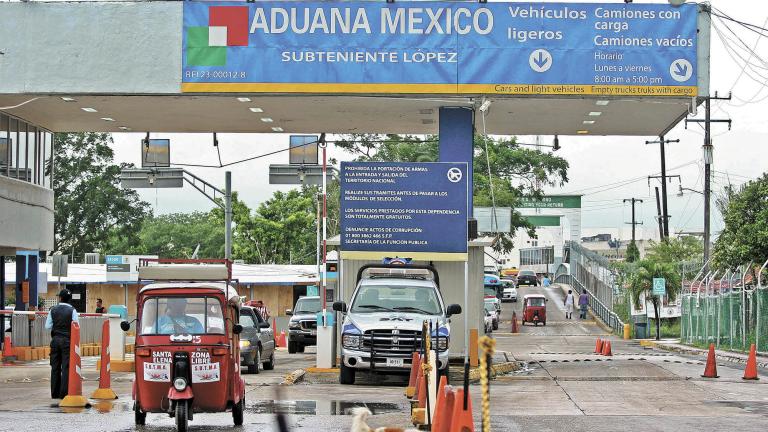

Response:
(333, 264), (461, 385)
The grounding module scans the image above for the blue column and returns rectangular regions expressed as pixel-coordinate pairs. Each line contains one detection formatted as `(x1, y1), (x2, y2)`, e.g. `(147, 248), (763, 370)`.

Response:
(438, 107), (474, 215)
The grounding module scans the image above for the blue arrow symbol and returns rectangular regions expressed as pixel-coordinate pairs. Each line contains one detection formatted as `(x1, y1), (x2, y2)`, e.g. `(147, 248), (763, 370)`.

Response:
(674, 61), (689, 78)
(534, 51), (550, 69)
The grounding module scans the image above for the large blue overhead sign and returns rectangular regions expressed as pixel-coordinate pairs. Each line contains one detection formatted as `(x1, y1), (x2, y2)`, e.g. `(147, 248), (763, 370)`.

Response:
(182, 1), (698, 96)
(340, 162), (468, 261)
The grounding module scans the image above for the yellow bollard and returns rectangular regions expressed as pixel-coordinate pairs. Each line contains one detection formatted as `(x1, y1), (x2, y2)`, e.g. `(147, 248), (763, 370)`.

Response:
(624, 323), (631, 340)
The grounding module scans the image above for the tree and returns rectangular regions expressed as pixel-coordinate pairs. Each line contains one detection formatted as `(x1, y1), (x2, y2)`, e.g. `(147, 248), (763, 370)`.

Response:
(712, 174), (768, 271)
(335, 134), (569, 252)
(51, 133), (150, 260)
(645, 236), (703, 264)
(626, 258), (681, 340)
(625, 240), (640, 263)
(108, 212), (224, 259)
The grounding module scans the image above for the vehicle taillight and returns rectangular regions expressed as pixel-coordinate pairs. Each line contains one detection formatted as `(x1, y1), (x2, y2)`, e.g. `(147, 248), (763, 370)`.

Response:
(212, 347), (228, 356)
(136, 348), (151, 357)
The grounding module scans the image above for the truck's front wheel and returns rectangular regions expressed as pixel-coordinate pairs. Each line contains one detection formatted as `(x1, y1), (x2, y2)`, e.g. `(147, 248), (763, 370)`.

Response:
(339, 359), (355, 385)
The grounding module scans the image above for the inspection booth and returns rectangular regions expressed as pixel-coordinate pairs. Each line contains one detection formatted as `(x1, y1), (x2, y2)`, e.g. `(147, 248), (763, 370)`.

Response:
(328, 236), (491, 359)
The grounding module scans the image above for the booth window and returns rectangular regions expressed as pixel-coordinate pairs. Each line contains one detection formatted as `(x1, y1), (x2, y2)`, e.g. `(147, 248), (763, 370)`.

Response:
(0, 113), (53, 187)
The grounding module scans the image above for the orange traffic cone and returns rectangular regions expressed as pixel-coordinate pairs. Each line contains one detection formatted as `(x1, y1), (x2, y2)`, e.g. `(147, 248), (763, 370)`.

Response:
(2, 335), (16, 362)
(743, 343), (760, 380)
(432, 377), (452, 432)
(60, 322), (88, 407)
(601, 340), (612, 356)
(417, 372), (428, 409)
(511, 311), (519, 333)
(594, 338), (602, 354)
(91, 320), (117, 399)
(701, 343), (719, 378)
(449, 388), (475, 432)
(276, 331), (287, 348)
(405, 352), (420, 398)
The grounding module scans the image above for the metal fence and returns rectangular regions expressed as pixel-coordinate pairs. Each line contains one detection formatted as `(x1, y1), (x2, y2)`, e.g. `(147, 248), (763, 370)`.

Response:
(10, 313), (107, 347)
(554, 241), (625, 333)
(680, 260), (768, 354)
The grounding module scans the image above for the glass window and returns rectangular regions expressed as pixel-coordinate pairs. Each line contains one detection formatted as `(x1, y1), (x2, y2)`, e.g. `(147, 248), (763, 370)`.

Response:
(294, 297), (321, 314)
(140, 296), (225, 335)
(27, 126), (36, 184)
(17, 122), (26, 182)
(527, 298), (546, 307)
(239, 312), (256, 329)
(0, 114), (8, 174)
(350, 285), (442, 315)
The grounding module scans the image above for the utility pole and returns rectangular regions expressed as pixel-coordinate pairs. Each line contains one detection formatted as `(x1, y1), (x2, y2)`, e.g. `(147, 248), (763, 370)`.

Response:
(646, 137), (679, 239)
(623, 198), (644, 242)
(685, 92), (732, 271)
(654, 187), (664, 240)
(647, 173), (680, 240)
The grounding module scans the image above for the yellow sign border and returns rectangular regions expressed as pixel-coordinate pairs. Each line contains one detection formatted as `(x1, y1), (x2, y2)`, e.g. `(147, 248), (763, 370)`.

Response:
(182, 82), (697, 97)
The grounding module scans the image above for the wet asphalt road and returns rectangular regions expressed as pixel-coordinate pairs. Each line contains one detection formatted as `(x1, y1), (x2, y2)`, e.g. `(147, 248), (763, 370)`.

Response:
(2, 283), (768, 431)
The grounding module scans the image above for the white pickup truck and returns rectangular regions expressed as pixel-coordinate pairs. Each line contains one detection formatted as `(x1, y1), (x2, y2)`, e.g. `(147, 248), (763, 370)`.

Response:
(333, 264), (461, 385)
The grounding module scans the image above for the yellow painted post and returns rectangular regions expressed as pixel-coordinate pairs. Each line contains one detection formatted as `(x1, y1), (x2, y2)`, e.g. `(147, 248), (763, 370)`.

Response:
(469, 329), (479, 367)
(624, 323), (631, 340)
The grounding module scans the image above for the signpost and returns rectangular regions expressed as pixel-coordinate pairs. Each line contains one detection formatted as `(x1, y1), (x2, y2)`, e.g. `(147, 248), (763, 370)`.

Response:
(653, 277), (666, 296)
(182, 2), (698, 96)
(340, 162), (468, 261)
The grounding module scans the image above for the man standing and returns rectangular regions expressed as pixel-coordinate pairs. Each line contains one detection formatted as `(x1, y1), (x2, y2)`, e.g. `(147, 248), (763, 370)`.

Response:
(564, 289), (575, 320)
(95, 298), (105, 313)
(253, 300), (270, 322)
(45, 289), (79, 399)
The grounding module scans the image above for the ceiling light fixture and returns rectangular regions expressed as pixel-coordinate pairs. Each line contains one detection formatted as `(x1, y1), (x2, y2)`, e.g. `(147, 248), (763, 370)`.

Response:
(61, 97), (76, 102)
(271, 127), (284, 132)
(81, 107), (98, 113)
(588, 111), (602, 116)
(260, 117), (273, 123)
(596, 100), (610, 106)
(577, 130), (589, 134)
(237, 97), (252, 102)
(249, 107), (264, 113)
(118, 126), (131, 131)
(583, 120), (595, 124)
(100, 117), (115, 122)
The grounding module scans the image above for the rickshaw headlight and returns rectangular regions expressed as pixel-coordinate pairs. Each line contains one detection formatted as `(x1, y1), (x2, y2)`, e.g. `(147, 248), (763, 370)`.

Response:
(342, 334), (361, 348)
(239, 340), (250, 348)
(173, 377), (187, 392)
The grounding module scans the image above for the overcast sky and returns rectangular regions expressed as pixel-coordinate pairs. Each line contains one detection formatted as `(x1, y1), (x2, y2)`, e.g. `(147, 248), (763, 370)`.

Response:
(109, 0), (768, 240)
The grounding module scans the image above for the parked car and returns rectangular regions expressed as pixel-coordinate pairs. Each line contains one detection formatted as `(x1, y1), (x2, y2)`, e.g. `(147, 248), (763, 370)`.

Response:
(286, 296), (321, 354)
(483, 307), (494, 334)
(484, 299), (500, 330)
(517, 270), (539, 286)
(239, 305), (276, 374)
(502, 285), (518, 302)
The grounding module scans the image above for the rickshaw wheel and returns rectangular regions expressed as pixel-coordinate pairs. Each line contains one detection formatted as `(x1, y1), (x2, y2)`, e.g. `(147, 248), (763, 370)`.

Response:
(175, 401), (188, 432)
(134, 402), (146, 425)
(232, 396), (244, 426)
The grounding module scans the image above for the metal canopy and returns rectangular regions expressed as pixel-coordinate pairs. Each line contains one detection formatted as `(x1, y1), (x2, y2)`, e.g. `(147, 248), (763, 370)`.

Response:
(0, 94), (693, 136)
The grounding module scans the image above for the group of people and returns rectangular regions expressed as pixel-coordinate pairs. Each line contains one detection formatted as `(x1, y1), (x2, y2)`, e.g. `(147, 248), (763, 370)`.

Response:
(564, 289), (590, 320)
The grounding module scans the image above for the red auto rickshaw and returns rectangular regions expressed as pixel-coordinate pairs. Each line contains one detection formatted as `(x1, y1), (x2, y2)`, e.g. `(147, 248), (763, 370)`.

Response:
(521, 294), (548, 326)
(121, 259), (246, 431)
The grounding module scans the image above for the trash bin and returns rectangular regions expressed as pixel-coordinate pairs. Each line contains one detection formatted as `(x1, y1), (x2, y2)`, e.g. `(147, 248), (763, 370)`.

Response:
(634, 322), (648, 339)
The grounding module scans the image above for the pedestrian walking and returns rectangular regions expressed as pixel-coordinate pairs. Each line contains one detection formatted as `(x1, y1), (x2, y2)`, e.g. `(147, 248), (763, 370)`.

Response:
(578, 290), (589, 320)
(45, 289), (79, 399)
(564, 289), (575, 320)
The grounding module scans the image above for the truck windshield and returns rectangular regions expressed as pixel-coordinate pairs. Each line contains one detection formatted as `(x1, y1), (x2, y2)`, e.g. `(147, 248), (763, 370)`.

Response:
(351, 285), (442, 315)
(295, 298), (321, 314)
(140, 297), (225, 335)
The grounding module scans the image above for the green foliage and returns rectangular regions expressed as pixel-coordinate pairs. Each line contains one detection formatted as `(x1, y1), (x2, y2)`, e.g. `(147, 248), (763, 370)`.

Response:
(335, 134), (569, 253)
(51, 133), (151, 260)
(625, 257), (682, 340)
(625, 240), (640, 263)
(713, 173), (768, 271)
(109, 212), (224, 259)
(645, 236), (703, 263)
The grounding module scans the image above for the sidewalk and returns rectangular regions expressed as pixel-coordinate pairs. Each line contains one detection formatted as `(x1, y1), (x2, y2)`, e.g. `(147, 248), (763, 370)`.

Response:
(643, 339), (768, 370)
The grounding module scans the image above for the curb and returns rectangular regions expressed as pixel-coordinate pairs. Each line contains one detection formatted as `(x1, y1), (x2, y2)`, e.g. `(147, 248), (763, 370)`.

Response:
(281, 368), (306, 385)
(646, 341), (768, 370)
(464, 361), (520, 382)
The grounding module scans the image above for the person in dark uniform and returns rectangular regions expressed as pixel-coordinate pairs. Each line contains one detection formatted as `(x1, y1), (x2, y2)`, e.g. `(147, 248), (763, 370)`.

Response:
(45, 289), (79, 399)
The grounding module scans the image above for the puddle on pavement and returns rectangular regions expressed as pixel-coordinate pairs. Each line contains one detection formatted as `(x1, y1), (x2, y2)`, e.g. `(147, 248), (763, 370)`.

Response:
(246, 399), (406, 416)
(28, 400), (132, 414)
(708, 401), (768, 416)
